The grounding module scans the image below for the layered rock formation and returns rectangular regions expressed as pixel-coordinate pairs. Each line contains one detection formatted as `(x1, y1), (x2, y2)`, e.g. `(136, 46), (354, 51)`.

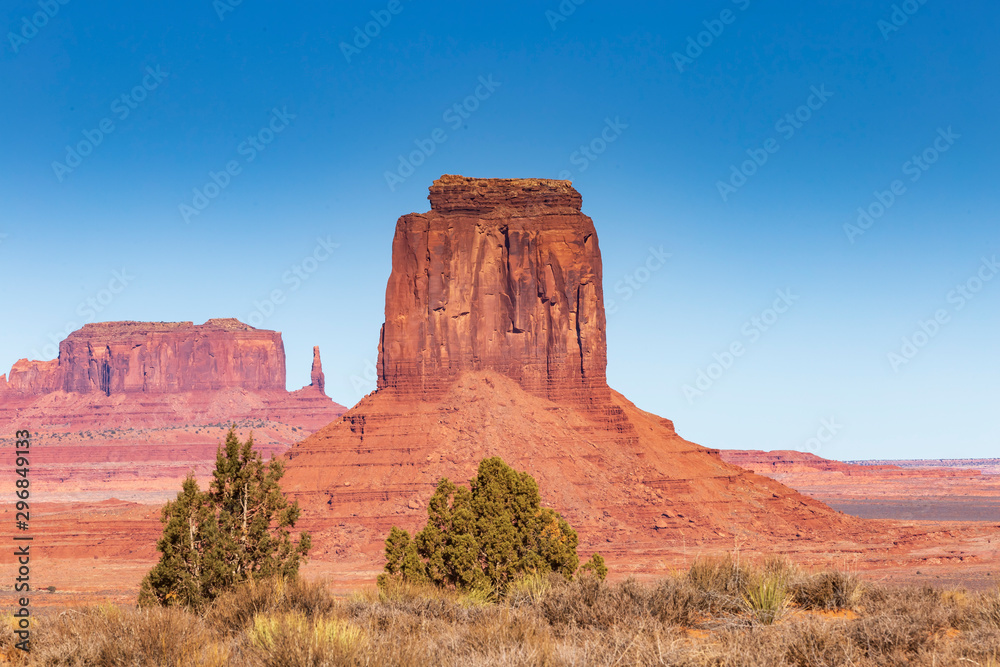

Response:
(282, 176), (882, 572)
(7, 178), (998, 606)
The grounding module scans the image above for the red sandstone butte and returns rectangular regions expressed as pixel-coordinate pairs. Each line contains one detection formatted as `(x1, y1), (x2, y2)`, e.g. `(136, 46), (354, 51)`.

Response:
(377, 175), (606, 407)
(282, 175), (887, 572)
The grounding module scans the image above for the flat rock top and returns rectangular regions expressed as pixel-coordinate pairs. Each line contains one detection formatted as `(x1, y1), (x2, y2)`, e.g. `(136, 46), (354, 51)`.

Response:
(428, 174), (582, 215)
(70, 319), (262, 338)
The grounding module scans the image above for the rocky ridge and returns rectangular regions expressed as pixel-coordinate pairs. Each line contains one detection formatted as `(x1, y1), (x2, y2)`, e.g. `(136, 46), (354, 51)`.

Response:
(720, 450), (1000, 521)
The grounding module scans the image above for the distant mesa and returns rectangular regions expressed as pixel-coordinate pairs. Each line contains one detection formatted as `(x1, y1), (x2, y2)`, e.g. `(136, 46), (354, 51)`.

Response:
(282, 175), (869, 570)
(1, 319), (285, 397)
(0, 319), (345, 431)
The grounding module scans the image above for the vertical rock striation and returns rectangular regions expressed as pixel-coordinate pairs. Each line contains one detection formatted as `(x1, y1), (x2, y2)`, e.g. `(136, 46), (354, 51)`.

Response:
(377, 175), (608, 408)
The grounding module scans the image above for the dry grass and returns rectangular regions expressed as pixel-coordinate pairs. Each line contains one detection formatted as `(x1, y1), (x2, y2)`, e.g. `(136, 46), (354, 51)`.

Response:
(792, 569), (864, 611)
(6, 561), (1000, 666)
(984, 586), (1000, 630)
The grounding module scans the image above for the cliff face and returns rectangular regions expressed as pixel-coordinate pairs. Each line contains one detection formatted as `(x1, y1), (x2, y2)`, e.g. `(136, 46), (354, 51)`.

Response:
(1, 319), (286, 397)
(1, 359), (60, 395)
(377, 175), (607, 406)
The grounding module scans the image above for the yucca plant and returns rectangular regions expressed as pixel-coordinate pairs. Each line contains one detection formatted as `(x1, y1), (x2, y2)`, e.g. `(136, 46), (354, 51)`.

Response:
(508, 571), (552, 604)
(741, 571), (790, 625)
(461, 584), (498, 607)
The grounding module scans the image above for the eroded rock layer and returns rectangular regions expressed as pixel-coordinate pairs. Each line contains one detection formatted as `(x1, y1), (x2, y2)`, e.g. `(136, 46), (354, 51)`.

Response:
(284, 372), (869, 568)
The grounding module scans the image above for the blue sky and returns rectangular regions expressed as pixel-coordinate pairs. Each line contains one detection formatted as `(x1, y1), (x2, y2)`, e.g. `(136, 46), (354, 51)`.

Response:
(1, 1), (997, 460)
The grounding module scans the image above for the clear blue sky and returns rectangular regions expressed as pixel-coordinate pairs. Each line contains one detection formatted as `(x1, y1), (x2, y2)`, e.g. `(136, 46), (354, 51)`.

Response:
(2, 1), (997, 461)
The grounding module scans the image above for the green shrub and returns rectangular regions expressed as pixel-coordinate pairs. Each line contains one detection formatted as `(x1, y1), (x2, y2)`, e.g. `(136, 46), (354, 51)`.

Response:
(581, 553), (608, 581)
(139, 428), (311, 609)
(380, 457), (596, 598)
